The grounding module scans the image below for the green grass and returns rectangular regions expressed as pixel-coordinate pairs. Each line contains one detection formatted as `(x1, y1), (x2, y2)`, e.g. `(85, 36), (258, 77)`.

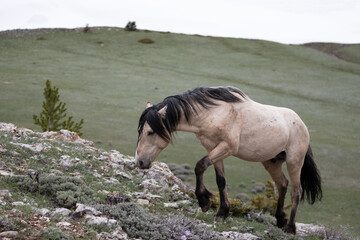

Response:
(0, 27), (359, 235)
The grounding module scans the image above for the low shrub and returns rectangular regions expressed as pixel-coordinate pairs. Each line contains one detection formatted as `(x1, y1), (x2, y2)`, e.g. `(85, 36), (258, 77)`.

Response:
(251, 180), (291, 215)
(0, 215), (17, 231)
(39, 226), (72, 240)
(93, 203), (223, 240)
(4, 174), (99, 208)
(138, 38), (155, 44)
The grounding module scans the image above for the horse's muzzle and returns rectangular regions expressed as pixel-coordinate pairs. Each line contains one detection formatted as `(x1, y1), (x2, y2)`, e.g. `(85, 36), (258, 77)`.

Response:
(136, 157), (152, 169)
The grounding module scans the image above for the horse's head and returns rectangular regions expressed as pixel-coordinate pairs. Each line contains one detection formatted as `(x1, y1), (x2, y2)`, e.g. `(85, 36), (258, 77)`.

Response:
(135, 102), (170, 169)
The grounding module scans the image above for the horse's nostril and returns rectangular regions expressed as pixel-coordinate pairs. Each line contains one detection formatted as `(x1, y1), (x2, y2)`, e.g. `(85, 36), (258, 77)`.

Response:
(139, 160), (144, 167)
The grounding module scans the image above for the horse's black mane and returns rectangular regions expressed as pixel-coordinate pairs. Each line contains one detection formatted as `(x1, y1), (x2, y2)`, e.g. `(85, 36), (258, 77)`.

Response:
(138, 86), (247, 141)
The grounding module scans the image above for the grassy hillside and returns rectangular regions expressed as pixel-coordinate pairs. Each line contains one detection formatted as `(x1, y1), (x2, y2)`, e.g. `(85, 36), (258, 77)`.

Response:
(0, 27), (359, 235)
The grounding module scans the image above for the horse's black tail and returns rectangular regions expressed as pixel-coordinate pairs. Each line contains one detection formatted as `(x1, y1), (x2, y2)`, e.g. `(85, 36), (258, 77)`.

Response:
(300, 145), (323, 204)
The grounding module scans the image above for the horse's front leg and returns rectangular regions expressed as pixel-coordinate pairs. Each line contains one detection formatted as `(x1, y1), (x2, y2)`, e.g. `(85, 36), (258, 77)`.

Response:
(195, 142), (232, 216)
(214, 160), (230, 219)
(195, 156), (213, 212)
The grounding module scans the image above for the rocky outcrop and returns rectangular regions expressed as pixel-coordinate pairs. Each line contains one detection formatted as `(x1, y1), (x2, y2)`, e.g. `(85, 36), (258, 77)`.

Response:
(0, 122), (329, 239)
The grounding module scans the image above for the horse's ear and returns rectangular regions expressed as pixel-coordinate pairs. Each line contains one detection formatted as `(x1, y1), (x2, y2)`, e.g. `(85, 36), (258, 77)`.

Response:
(158, 106), (167, 118)
(146, 102), (153, 108)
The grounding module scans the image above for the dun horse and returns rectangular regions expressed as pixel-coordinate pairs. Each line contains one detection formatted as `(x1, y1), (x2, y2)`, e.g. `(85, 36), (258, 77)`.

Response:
(135, 86), (322, 234)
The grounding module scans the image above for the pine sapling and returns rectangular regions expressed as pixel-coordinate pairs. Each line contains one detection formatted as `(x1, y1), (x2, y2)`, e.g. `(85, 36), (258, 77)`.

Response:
(33, 80), (84, 136)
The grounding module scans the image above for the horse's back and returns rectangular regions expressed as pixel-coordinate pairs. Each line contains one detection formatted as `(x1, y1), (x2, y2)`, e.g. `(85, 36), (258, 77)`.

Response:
(234, 100), (309, 162)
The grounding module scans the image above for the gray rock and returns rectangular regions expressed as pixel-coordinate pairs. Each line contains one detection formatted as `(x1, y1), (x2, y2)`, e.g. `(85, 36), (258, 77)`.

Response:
(164, 202), (179, 208)
(0, 147), (6, 154)
(132, 192), (161, 200)
(73, 203), (102, 217)
(85, 214), (116, 227)
(9, 142), (43, 153)
(59, 155), (86, 167)
(0, 160), (6, 170)
(11, 201), (24, 206)
(52, 208), (72, 216)
(236, 192), (250, 202)
(139, 179), (161, 191)
(0, 170), (13, 176)
(136, 199), (150, 206)
(0, 190), (12, 198)
(56, 221), (72, 227)
(219, 232), (260, 240)
(37, 208), (51, 216)
(252, 182), (265, 193)
(115, 170), (132, 179)
(0, 231), (18, 238)
(296, 223), (326, 236)
(104, 177), (120, 184)
(50, 169), (64, 175)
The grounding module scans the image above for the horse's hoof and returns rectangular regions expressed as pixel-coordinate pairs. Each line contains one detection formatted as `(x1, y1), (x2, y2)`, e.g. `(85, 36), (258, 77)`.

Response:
(200, 199), (211, 212)
(283, 224), (296, 234)
(197, 191), (212, 212)
(215, 208), (229, 220)
(277, 218), (288, 228)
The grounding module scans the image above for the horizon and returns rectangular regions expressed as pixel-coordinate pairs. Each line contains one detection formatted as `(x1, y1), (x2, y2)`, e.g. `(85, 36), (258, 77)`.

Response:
(1, 0), (359, 45)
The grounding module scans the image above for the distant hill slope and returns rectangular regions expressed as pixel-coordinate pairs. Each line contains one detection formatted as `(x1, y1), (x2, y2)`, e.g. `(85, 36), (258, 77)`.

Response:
(0, 27), (359, 235)
(302, 42), (360, 64)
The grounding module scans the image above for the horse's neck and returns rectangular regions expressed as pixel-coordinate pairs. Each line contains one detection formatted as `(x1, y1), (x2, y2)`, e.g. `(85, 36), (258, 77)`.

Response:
(174, 109), (203, 133)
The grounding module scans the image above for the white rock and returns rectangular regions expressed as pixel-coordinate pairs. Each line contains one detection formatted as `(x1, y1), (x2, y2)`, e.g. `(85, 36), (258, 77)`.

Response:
(104, 177), (120, 184)
(52, 208), (72, 216)
(115, 170), (132, 179)
(108, 219), (117, 227)
(0, 200), (6, 206)
(50, 169), (64, 175)
(0, 231), (18, 238)
(0, 190), (12, 197)
(220, 232), (260, 240)
(111, 227), (128, 239)
(0, 170), (13, 176)
(0, 147), (7, 154)
(11, 201), (25, 206)
(36, 208), (50, 216)
(9, 142), (43, 153)
(57, 221), (72, 227)
(178, 200), (192, 205)
(0, 123), (18, 132)
(139, 179), (161, 191)
(74, 203), (102, 216)
(85, 214), (108, 225)
(164, 202), (179, 208)
(136, 199), (150, 206)
(132, 192), (162, 199)
(296, 223), (326, 236)
(93, 170), (102, 178)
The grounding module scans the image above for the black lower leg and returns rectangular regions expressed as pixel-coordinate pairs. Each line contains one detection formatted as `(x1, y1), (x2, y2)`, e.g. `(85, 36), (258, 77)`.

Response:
(215, 168), (230, 219)
(195, 156), (212, 212)
(275, 185), (288, 228)
(284, 194), (300, 234)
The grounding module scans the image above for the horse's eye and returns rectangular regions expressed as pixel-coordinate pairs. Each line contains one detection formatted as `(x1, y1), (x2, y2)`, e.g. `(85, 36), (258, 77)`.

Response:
(148, 131), (154, 136)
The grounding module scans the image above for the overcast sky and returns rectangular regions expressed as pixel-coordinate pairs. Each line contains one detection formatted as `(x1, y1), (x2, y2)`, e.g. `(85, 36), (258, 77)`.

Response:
(1, 0), (359, 44)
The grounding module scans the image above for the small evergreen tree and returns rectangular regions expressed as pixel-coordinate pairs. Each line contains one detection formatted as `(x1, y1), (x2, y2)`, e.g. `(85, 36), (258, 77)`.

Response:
(33, 80), (84, 136)
(125, 21), (137, 31)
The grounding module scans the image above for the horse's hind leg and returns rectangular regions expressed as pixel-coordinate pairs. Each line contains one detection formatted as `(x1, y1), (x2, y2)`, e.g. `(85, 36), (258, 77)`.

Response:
(214, 160), (230, 219)
(262, 157), (289, 228)
(283, 150), (306, 234)
(195, 156), (213, 212)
